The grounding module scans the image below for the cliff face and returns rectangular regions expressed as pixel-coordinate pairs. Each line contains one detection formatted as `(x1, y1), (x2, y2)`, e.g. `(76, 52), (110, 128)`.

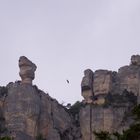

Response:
(0, 56), (81, 140)
(5, 83), (80, 140)
(80, 55), (140, 140)
(1, 82), (80, 140)
(0, 55), (139, 140)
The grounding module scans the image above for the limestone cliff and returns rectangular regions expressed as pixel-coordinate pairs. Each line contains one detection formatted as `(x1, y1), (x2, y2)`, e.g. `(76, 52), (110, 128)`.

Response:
(0, 57), (81, 140)
(80, 55), (140, 140)
(0, 55), (139, 140)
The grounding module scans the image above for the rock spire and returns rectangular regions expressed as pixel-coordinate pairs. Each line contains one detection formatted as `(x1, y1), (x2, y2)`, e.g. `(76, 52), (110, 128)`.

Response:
(19, 56), (37, 85)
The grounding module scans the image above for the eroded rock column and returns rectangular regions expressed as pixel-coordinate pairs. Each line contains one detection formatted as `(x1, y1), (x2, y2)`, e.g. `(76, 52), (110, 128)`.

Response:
(19, 56), (37, 85)
(81, 69), (94, 103)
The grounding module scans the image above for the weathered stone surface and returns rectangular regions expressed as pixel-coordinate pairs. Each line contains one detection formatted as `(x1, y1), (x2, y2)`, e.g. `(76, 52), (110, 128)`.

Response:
(79, 55), (140, 139)
(19, 56), (37, 85)
(37, 91), (53, 139)
(79, 104), (134, 140)
(81, 69), (94, 103)
(2, 81), (81, 140)
(4, 82), (41, 139)
(118, 65), (140, 96)
(38, 91), (76, 140)
(79, 105), (91, 140)
(93, 70), (112, 96)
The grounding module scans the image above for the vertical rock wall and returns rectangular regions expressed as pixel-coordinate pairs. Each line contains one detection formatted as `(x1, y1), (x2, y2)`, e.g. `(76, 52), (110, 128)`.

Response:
(80, 55), (140, 140)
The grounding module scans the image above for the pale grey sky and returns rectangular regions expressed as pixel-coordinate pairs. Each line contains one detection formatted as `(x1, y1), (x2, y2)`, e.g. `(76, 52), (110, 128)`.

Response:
(0, 0), (140, 104)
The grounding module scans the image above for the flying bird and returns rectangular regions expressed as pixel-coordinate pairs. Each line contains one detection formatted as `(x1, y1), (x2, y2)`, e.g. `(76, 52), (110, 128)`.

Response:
(66, 80), (69, 84)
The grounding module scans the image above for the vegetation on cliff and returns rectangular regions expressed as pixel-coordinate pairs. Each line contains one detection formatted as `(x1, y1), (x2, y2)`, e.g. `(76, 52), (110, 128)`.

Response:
(36, 134), (46, 140)
(68, 101), (83, 117)
(0, 136), (12, 140)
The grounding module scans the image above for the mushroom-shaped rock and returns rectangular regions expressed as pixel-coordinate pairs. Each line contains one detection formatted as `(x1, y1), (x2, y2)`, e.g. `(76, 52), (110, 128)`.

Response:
(19, 56), (37, 85)
(81, 69), (94, 103)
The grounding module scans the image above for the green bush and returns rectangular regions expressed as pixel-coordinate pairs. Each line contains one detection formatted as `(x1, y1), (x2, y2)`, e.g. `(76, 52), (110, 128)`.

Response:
(0, 87), (7, 97)
(94, 131), (112, 140)
(68, 101), (82, 117)
(133, 104), (140, 120)
(36, 134), (46, 140)
(0, 136), (12, 140)
(121, 123), (140, 140)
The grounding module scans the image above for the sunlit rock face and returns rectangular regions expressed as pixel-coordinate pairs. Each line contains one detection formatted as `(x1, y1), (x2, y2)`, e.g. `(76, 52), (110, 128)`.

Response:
(19, 56), (37, 85)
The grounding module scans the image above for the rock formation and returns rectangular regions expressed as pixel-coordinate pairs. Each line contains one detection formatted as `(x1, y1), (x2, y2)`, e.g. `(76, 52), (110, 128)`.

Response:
(81, 69), (94, 103)
(19, 56), (37, 85)
(80, 55), (140, 140)
(81, 55), (140, 105)
(0, 56), (81, 140)
(0, 55), (140, 140)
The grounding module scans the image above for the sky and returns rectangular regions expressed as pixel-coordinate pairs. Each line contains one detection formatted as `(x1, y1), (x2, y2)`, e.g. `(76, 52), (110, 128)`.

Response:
(0, 0), (140, 104)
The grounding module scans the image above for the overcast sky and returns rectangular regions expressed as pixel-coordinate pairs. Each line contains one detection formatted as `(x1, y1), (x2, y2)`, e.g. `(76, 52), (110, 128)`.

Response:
(0, 0), (140, 104)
